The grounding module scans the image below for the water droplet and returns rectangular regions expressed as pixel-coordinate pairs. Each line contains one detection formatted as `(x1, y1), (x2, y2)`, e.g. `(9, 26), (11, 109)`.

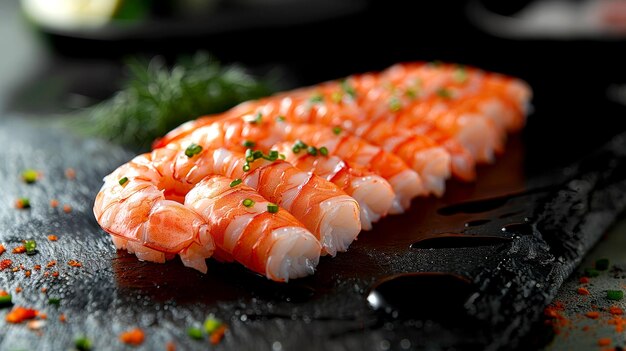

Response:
(380, 340), (390, 350)
(272, 341), (282, 351)
(400, 339), (411, 349)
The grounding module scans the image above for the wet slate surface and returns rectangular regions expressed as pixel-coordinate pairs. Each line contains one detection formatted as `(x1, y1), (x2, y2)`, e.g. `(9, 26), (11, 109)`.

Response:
(1, 116), (626, 351)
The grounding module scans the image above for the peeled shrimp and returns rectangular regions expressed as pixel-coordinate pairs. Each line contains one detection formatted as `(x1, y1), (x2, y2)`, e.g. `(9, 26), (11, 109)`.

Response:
(185, 175), (320, 281)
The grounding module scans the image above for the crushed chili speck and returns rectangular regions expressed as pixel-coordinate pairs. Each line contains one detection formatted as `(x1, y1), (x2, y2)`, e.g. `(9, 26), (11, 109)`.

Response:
(609, 306), (624, 315)
(577, 287), (590, 295)
(166, 341), (176, 351)
(52, 271), (59, 277)
(43, 271), (49, 277)
(5, 306), (38, 323)
(38, 312), (47, 320)
(119, 328), (145, 346)
(586, 311), (600, 319)
(608, 316), (626, 332)
(24, 270), (31, 278)
(579, 276), (590, 284)
(15, 287), (22, 293)
(68, 260), (82, 267)
(46, 260), (56, 268)
(41, 287), (47, 293)
(12, 246), (26, 254)
(59, 313), (66, 322)
(209, 325), (227, 345)
(0, 244), (5, 255)
(65, 168), (76, 180)
(47, 235), (58, 241)
(63, 204), (72, 213)
(50, 199), (59, 208)
(0, 259), (12, 270)
(33, 264), (41, 270)
(598, 338), (612, 346)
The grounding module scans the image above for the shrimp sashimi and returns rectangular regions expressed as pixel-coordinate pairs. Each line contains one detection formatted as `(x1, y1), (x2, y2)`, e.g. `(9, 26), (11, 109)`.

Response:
(272, 141), (395, 230)
(185, 175), (321, 281)
(165, 116), (423, 214)
(93, 152), (214, 272)
(164, 144), (361, 256)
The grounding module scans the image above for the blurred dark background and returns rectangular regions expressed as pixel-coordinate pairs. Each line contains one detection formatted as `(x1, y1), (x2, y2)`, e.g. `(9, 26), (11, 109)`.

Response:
(2, 0), (626, 174)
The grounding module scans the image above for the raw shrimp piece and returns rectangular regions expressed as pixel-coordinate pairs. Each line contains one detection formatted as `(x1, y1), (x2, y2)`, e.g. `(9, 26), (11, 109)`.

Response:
(185, 175), (321, 281)
(272, 141), (395, 230)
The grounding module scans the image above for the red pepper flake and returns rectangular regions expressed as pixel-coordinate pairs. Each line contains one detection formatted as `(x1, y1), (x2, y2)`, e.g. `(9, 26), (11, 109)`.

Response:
(609, 306), (624, 315)
(0, 244), (5, 255)
(5, 306), (38, 323)
(119, 328), (145, 346)
(209, 325), (227, 345)
(46, 260), (56, 268)
(43, 271), (50, 277)
(59, 313), (67, 323)
(598, 338), (611, 346)
(33, 264), (41, 270)
(37, 312), (47, 320)
(47, 235), (58, 241)
(585, 311), (600, 319)
(41, 287), (48, 293)
(68, 260), (82, 268)
(0, 259), (12, 270)
(582, 325), (590, 331)
(0, 290), (8, 297)
(12, 246), (26, 254)
(65, 168), (76, 180)
(15, 287), (22, 293)
(579, 276), (590, 284)
(50, 199), (59, 208)
(52, 271), (59, 278)
(608, 316), (626, 332)
(24, 270), (31, 278)
(63, 204), (72, 213)
(166, 341), (176, 351)
(577, 287), (590, 295)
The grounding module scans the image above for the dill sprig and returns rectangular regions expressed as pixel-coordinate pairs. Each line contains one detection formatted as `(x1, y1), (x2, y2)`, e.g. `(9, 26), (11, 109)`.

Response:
(70, 52), (275, 150)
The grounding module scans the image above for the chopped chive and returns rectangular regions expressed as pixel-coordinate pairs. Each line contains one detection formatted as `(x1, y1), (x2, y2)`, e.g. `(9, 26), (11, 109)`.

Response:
(332, 126), (342, 135)
(292, 146), (301, 153)
(340, 79), (357, 99)
(242, 140), (256, 148)
(48, 297), (61, 305)
(267, 203), (279, 213)
(584, 268), (600, 277)
(309, 93), (324, 103)
(253, 150), (263, 160)
(453, 65), (468, 83)
(185, 143), (203, 158)
(118, 177), (129, 186)
(276, 115), (286, 122)
(279, 153), (286, 160)
(331, 92), (343, 103)
(405, 88), (417, 99)
(22, 169), (38, 184)
(295, 140), (307, 149)
(242, 198), (255, 207)
(389, 97), (402, 112)
(229, 179), (242, 187)
(245, 148), (254, 162)
(248, 112), (263, 124)
(607, 290), (623, 301)
(595, 258), (610, 271)
(307, 146), (318, 156)
(74, 336), (92, 351)
(242, 163), (250, 172)
(187, 327), (204, 340)
(0, 294), (12, 306)
(204, 317), (222, 334)
(24, 240), (37, 255)
(436, 87), (453, 99)
(267, 150), (279, 161)
(319, 147), (329, 156)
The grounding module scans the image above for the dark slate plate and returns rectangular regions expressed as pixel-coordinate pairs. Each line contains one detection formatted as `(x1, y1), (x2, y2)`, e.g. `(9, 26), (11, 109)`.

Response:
(1, 115), (626, 351)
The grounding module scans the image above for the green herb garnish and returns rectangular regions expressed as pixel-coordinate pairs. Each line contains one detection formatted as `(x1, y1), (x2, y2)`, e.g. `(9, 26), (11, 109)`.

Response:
(607, 290), (623, 300)
(48, 297), (61, 305)
(24, 240), (36, 255)
(389, 97), (402, 112)
(22, 169), (38, 184)
(248, 112), (263, 124)
(276, 115), (286, 122)
(584, 268), (600, 277)
(185, 143), (203, 158)
(243, 199), (255, 207)
(436, 87), (453, 99)
(69, 52), (275, 150)
(340, 79), (357, 99)
(309, 93), (324, 103)
(267, 203), (279, 213)
(319, 147), (329, 156)
(229, 179), (242, 187)
(279, 153), (286, 160)
(405, 88), (417, 99)
(187, 327), (204, 340)
(595, 258), (610, 271)
(0, 294), (12, 306)
(266, 150), (279, 161)
(307, 146), (318, 156)
(204, 316), (222, 334)
(332, 126), (342, 135)
(118, 177), (129, 186)
(242, 140), (256, 148)
(74, 336), (92, 351)
(331, 91), (343, 103)
(243, 163), (251, 172)
(453, 65), (468, 83)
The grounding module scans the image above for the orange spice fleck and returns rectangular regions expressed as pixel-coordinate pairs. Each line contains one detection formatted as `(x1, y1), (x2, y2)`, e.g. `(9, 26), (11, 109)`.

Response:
(24, 270), (31, 278)
(209, 325), (227, 345)
(166, 341), (176, 351)
(65, 168), (76, 180)
(0, 290), (8, 297)
(608, 316), (626, 332)
(14, 199), (29, 209)
(119, 328), (145, 346)
(52, 271), (59, 277)
(33, 264), (41, 270)
(15, 287), (22, 293)
(43, 271), (50, 277)
(41, 287), (48, 293)
(598, 338), (611, 346)
(609, 306), (623, 315)
(37, 312), (47, 320)
(68, 260), (82, 268)
(582, 325), (590, 331)
(63, 204), (72, 213)
(11, 267), (19, 272)
(12, 246), (26, 254)
(0, 244), (5, 255)
(5, 306), (38, 323)
(585, 311), (600, 319)
(19, 264), (26, 271)
(579, 276), (590, 284)
(0, 259), (12, 270)
(47, 235), (58, 241)
(49, 199), (59, 208)
(577, 287), (590, 295)
(59, 313), (67, 323)
(46, 260), (56, 268)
